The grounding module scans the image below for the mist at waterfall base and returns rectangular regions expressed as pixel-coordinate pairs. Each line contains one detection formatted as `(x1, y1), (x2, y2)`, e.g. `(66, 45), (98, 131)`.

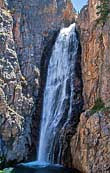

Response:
(13, 23), (81, 173)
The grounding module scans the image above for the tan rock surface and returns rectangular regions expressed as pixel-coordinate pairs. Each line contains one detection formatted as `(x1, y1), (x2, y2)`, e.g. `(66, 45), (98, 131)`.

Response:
(71, 110), (110, 173)
(71, 0), (110, 172)
(79, 0), (110, 109)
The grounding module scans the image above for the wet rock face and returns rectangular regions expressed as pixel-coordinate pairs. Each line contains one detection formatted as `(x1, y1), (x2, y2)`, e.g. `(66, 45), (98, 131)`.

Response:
(0, 0), (76, 166)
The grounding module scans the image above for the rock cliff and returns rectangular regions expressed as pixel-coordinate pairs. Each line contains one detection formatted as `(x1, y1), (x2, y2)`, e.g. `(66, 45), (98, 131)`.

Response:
(0, 1), (35, 165)
(0, 0), (110, 172)
(71, 0), (110, 172)
(79, 0), (110, 109)
(0, 0), (76, 167)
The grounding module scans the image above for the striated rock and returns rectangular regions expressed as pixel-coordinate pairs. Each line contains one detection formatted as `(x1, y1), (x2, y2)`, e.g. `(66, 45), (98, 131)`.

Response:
(7, 0), (76, 99)
(7, 0), (76, 162)
(71, 110), (110, 173)
(79, 0), (110, 109)
(70, 0), (110, 172)
(0, 4), (34, 165)
(0, 0), (5, 8)
(88, 0), (98, 23)
(0, 88), (7, 114)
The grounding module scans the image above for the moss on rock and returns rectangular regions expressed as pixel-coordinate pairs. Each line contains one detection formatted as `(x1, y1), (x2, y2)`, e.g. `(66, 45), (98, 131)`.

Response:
(90, 98), (105, 114)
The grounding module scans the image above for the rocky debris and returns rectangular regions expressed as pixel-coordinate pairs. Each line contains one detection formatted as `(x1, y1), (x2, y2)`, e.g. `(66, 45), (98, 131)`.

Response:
(71, 110), (110, 173)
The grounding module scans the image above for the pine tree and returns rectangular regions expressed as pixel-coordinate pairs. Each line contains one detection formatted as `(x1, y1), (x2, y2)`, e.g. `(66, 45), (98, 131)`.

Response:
(96, 0), (110, 24)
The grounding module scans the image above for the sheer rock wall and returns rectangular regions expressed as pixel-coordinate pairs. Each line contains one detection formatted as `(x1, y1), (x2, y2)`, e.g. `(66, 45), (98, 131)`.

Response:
(71, 0), (110, 172)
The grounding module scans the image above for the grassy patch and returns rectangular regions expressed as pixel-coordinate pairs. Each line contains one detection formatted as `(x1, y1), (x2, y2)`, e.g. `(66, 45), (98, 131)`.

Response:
(0, 171), (4, 173)
(101, 106), (110, 113)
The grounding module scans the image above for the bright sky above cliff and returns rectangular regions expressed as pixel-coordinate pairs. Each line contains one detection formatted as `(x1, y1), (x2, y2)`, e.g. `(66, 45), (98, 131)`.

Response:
(72, 0), (88, 12)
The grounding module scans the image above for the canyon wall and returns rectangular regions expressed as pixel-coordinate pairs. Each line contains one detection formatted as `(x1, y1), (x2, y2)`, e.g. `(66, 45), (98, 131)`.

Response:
(0, 0), (75, 166)
(0, 0), (110, 172)
(71, 0), (110, 172)
(0, 2), (34, 164)
(79, 0), (110, 109)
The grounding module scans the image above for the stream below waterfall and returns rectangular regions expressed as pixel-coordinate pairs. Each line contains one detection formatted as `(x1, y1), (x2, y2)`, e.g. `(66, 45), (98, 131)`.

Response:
(12, 161), (80, 173)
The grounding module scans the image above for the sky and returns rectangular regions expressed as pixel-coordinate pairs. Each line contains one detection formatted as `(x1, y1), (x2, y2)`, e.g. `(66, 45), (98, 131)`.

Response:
(72, 0), (88, 12)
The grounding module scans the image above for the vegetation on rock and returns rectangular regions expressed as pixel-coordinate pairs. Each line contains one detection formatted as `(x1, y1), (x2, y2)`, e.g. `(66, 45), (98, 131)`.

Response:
(96, 0), (110, 24)
(0, 168), (13, 173)
(90, 98), (105, 114)
(90, 99), (110, 115)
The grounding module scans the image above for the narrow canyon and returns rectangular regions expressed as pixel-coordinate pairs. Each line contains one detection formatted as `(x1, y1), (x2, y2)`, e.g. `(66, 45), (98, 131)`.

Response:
(0, 0), (110, 173)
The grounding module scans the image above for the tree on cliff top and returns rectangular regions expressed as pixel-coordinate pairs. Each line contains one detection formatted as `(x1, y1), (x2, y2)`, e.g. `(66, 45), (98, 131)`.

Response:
(96, 0), (110, 24)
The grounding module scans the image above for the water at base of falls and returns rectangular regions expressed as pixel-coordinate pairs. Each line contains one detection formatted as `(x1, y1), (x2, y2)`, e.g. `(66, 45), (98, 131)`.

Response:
(13, 161), (80, 173)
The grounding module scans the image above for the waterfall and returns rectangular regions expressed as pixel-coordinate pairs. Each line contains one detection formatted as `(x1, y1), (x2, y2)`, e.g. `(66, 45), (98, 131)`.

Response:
(38, 23), (79, 163)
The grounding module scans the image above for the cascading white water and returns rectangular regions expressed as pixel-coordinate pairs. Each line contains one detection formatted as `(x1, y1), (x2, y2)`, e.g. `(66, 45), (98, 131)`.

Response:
(38, 23), (79, 163)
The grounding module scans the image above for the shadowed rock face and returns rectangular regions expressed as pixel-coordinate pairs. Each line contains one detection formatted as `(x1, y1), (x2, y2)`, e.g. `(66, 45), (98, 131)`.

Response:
(0, 0), (76, 167)
(6, 0), (76, 99)
(7, 0), (67, 98)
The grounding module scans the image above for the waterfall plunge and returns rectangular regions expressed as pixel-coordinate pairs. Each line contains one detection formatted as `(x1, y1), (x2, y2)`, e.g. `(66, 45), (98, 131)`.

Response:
(38, 23), (79, 163)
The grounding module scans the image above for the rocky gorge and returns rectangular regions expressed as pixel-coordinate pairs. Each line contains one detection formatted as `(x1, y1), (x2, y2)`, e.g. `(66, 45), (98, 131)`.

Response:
(0, 0), (110, 173)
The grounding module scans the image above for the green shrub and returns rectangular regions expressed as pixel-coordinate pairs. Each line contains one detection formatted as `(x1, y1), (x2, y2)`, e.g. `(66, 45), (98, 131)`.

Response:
(101, 106), (110, 113)
(96, 0), (110, 25)
(90, 98), (105, 115)
(0, 170), (4, 173)
(0, 168), (13, 173)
